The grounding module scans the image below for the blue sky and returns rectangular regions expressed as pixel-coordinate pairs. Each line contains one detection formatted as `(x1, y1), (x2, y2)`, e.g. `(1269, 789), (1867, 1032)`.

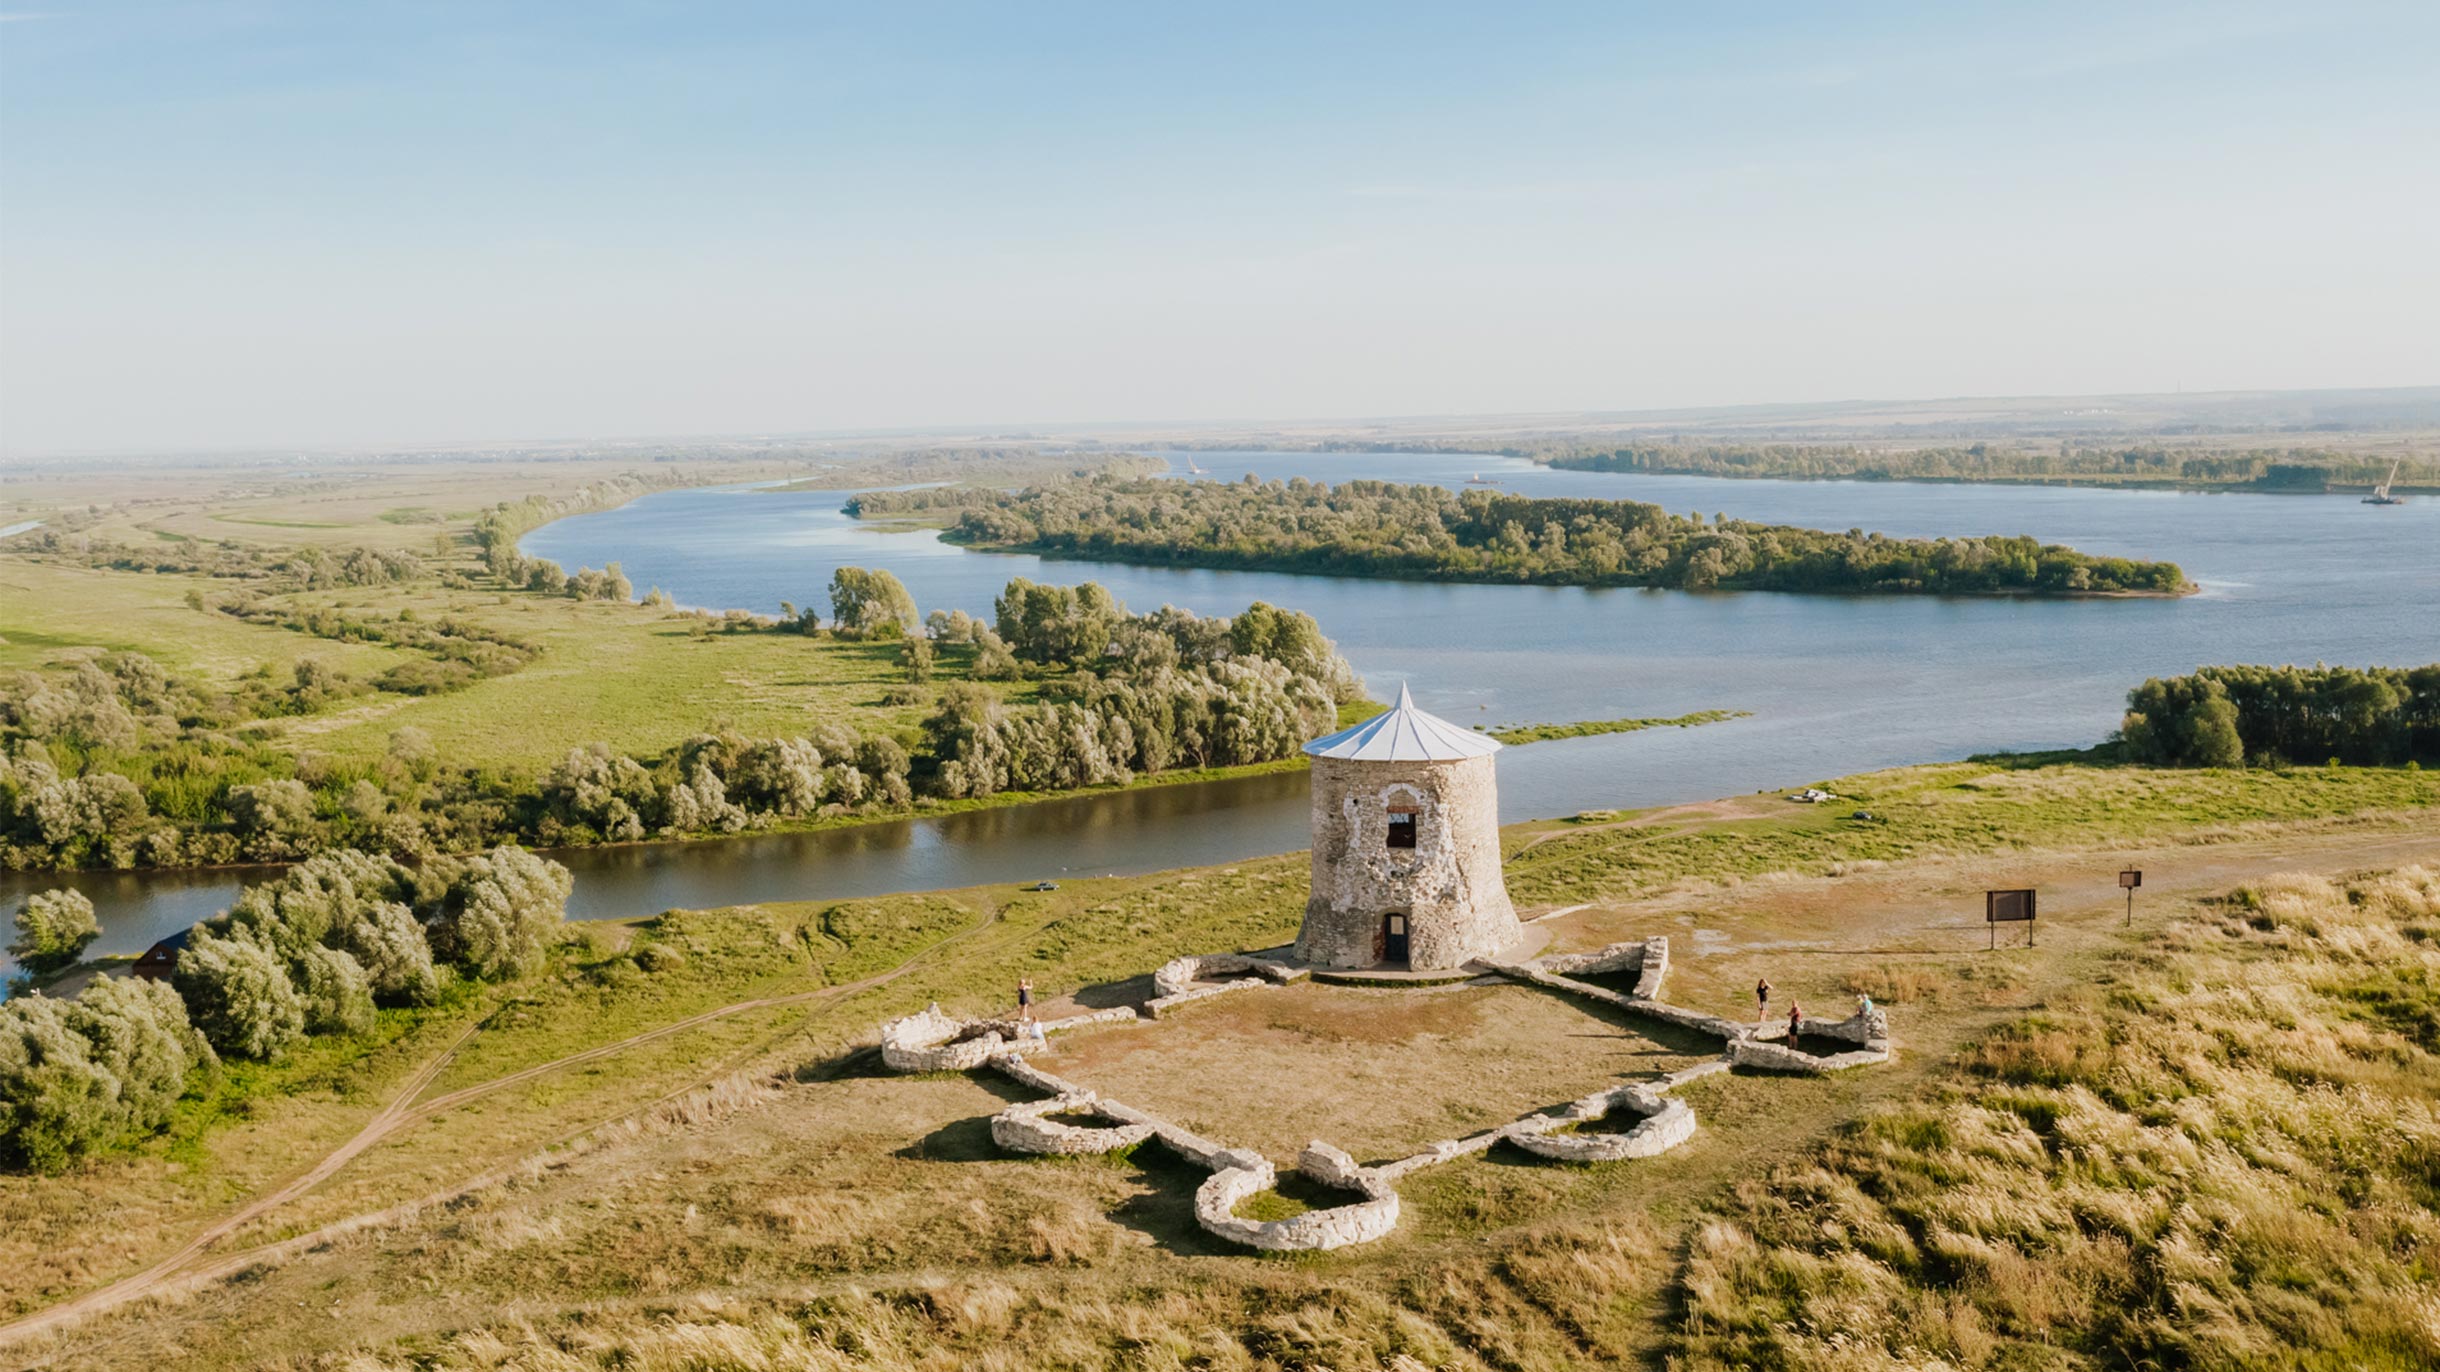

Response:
(3, 2), (2436, 453)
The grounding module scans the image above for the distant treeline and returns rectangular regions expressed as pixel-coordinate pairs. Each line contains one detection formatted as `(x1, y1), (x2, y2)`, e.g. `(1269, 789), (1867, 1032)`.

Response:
(1320, 440), (2437, 492)
(2121, 664), (2440, 767)
(13, 529), (427, 587)
(776, 450), (1167, 494)
(859, 476), (2190, 597)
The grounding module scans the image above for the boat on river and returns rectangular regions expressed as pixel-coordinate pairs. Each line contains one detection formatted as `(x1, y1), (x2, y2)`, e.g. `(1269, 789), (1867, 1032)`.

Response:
(2364, 459), (2405, 505)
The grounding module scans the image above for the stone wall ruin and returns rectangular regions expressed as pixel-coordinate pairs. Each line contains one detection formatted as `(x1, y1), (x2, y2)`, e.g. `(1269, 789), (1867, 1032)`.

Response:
(989, 1091), (1158, 1157)
(1193, 1142), (1403, 1252)
(1728, 1007), (1893, 1073)
(1504, 1084), (1696, 1163)
(876, 925), (1895, 1254)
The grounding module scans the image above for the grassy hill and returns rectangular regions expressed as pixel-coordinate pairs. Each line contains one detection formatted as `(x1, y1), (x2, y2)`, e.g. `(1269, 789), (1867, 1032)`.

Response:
(3, 756), (2435, 1368)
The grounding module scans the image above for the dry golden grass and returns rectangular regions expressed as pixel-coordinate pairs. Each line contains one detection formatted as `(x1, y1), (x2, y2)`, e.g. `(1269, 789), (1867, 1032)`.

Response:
(1671, 866), (2440, 1371)
(158, 864), (2428, 1372)
(11, 803), (2438, 1370)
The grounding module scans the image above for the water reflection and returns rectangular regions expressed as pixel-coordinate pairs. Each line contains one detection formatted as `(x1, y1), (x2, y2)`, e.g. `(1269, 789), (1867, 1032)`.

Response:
(2, 770), (1320, 965)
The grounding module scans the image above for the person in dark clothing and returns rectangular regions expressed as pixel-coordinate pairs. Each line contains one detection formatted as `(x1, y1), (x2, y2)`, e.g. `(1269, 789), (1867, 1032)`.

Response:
(1755, 975), (1772, 1021)
(1787, 1001), (1803, 1048)
(1017, 976), (1034, 1022)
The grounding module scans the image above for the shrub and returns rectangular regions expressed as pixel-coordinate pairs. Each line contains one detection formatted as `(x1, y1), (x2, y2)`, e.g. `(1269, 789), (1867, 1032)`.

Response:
(727, 736), (825, 817)
(69, 975), (205, 1136)
(9, 888), (100, 974)
(427, 846), (573, 980)
(339, 900), (443, 1005)
(223, 849), (423, 962)
(375, 658), (477, 695)
(387, 725), (437, 778)
(0, 996), (120, 1172)
(0, 975), (206, 1172)
(297, 945), (376, 1037)
(225, 778), (320, 859)
(173, 926), (307, 1060)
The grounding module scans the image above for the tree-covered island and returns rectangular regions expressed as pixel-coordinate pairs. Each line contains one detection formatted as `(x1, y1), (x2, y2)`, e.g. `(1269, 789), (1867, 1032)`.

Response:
(851, 476), (2194, 597)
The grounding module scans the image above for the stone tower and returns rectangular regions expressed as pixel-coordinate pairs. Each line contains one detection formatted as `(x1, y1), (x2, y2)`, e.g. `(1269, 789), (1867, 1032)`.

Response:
(1294, 684), (1523, 971)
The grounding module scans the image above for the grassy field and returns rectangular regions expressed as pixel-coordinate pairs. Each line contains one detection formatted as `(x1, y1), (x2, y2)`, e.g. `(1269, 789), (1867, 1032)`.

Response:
(1502, 750), (2440, 908)
(3, 755), (2436, 1368)
(0, 559), (413, 682)
(2, 457), (706, 556)
(279, 586), (957, 769)
(0, 556), (955, 770)
(1, 453), (1370, 862)
(1671, 866), (2440, 1370)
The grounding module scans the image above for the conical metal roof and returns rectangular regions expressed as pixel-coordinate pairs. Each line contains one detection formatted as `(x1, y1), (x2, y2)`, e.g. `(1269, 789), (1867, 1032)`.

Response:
(1302, 683), (1502, 762)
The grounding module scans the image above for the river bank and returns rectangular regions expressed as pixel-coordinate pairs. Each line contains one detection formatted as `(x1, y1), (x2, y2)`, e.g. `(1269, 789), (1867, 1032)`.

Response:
(4, 709), (1754, 972)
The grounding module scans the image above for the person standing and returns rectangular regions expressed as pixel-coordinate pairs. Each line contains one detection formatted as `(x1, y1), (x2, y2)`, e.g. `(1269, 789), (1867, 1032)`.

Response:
(1755, 975), (1772, 1021)
(1017, 976), (1034, 1023)
(1787, 1000), (1803, 1048)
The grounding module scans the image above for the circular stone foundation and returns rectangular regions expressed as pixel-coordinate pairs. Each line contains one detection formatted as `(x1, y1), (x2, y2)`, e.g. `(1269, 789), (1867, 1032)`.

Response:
(990, 1093), (1156, 1157)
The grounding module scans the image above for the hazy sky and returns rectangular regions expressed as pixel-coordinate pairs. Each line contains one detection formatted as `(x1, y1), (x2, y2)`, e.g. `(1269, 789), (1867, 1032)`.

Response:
(3, 2), (2437, 455)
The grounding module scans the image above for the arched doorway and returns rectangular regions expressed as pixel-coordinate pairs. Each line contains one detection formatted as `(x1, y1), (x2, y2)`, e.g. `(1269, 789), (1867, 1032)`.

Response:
(1381, 911), (1410, 965)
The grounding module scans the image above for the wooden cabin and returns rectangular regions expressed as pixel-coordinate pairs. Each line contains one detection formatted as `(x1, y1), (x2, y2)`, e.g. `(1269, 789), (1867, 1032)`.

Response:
(132, 926), (193, 982)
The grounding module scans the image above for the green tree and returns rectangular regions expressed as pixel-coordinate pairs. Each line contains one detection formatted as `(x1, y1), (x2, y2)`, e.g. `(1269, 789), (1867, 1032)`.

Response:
(9, 888), (99, 975)
(0, 995), (121, 1172)
(339, 900), (443, 1005)
(2185, 690), (2245, 768)
(225, 779), (320, 860)
(994, 578), (1120, 664)
(70, 974), (206, 1138)
(172, 926), (307, 1061)
(427, 846), (573, 980)
(297, 945), (376, 1037)
(828, 567), (919, 639)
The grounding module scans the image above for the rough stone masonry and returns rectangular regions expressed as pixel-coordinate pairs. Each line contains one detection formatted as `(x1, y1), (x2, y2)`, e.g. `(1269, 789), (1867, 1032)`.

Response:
(1295, 751), (1523, 970)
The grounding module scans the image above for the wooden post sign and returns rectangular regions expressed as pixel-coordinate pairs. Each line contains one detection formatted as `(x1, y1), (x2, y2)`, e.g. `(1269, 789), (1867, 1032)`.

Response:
(1986, 888), (2037, 948)
(2119, 869), (2141, 926)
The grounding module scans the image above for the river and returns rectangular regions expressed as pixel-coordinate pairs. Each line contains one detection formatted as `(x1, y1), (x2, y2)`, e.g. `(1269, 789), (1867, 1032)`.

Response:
(15, 453), (2436, 964)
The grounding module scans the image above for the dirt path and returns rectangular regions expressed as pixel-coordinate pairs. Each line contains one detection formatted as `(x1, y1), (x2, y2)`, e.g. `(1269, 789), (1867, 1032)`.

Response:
(1520, 797), (1753, 849)
(0, 1020), (480, 1347)
(0, 902), (1002, 1353)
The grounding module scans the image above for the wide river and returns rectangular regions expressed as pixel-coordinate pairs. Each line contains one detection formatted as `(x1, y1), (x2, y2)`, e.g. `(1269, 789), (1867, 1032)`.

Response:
(18, 452), (2437, 964)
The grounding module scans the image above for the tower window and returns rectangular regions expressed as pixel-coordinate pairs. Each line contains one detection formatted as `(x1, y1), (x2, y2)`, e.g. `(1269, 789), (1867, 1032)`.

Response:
(1386, 810), (1417, 849)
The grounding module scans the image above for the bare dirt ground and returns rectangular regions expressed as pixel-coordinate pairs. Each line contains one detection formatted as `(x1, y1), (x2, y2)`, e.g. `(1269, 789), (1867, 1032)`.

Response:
(1049, 981), (1714, 1160)
(1519, 796), (1757, 849)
